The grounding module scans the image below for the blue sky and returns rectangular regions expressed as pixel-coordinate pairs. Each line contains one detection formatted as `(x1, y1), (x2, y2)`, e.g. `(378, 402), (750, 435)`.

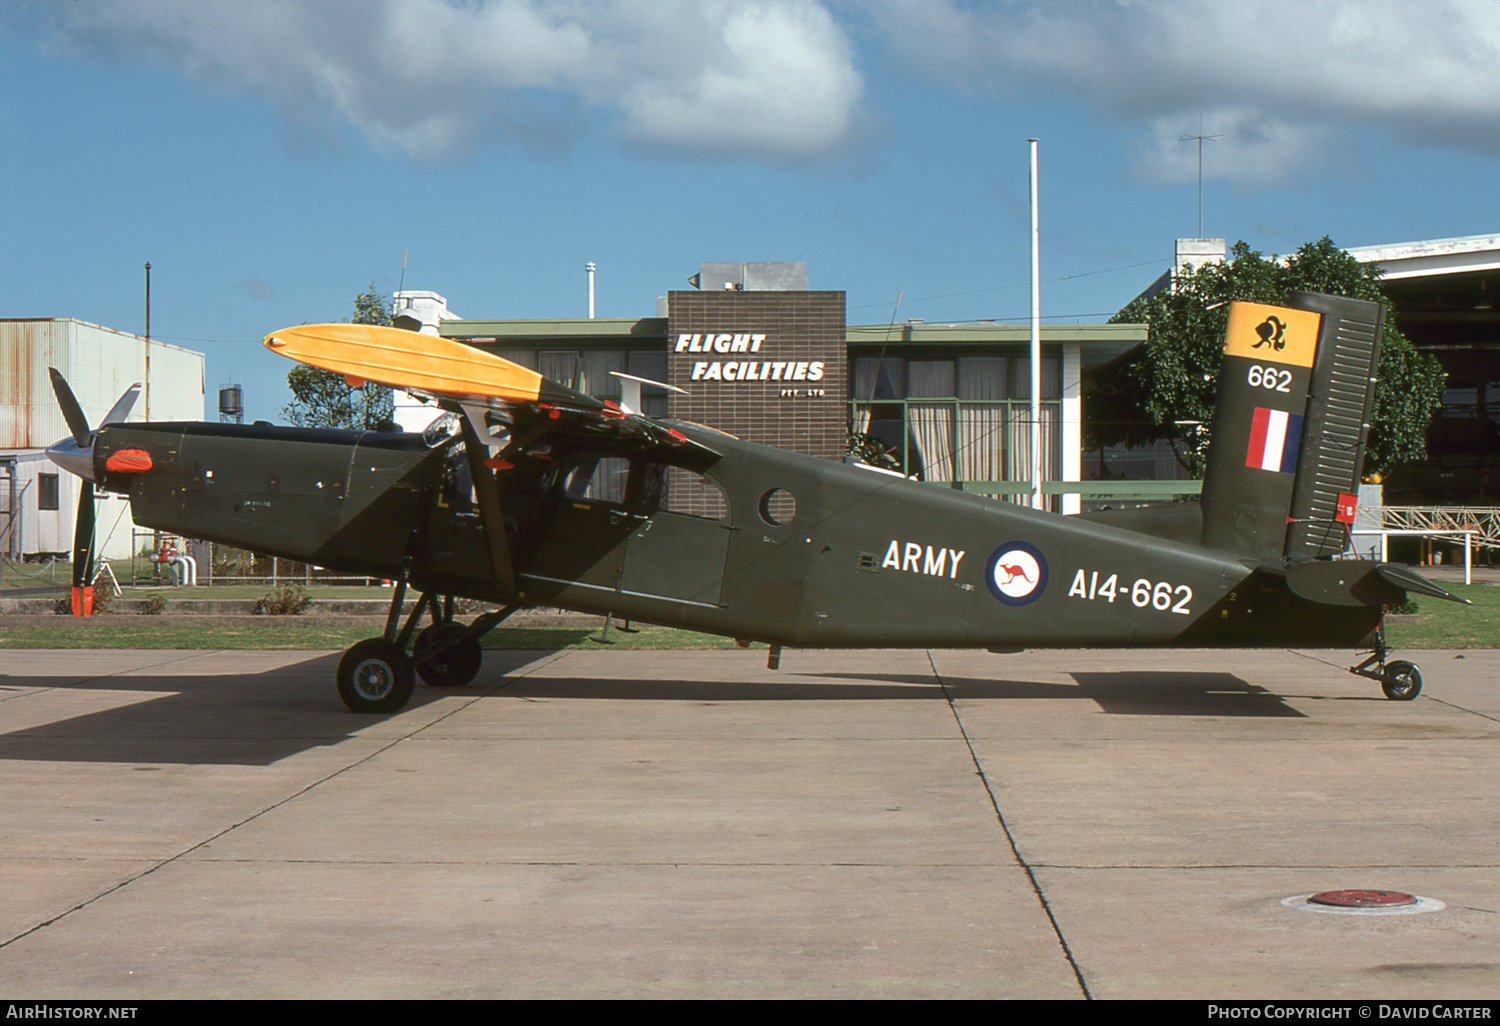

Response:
(4, 1), (1498, 423)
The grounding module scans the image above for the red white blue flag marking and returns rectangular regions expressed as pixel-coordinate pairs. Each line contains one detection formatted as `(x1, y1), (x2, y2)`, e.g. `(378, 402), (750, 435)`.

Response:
(1246, 407), (1303, 473)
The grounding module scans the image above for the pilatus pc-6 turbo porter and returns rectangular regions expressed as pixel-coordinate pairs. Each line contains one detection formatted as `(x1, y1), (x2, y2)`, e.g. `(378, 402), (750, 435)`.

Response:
(47, 291), (1464, 713)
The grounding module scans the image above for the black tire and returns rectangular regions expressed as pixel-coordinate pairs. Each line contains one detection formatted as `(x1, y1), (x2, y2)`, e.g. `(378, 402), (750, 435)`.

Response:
(413, 623), (483, 687)
(337, 638), (416, 713)
(1381, 660), (1422, 701)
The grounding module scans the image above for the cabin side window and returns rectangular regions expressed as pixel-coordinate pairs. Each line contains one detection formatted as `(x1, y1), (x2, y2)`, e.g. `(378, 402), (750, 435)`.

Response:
(657, 466), (728, 520)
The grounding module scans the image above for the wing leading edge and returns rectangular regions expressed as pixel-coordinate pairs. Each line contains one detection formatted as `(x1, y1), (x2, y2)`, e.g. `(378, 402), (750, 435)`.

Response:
(263, 322), (719, 463)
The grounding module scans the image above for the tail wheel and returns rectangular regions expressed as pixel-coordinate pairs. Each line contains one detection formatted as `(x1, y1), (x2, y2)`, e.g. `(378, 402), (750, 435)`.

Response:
(337, 638), (416, 713)
(1381, 660), (1422, 701)
(414, 623), (483, 687)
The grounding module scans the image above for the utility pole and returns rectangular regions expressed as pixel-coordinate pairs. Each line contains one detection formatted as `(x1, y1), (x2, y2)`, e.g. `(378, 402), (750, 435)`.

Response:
(143, 261), (151, 422)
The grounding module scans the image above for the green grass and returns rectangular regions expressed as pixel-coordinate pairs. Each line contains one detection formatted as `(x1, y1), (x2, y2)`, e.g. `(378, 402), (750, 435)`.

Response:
(2, 556), (405, 597)
(5, 561), (1496, 651)
(1383, 583), (1500, 649)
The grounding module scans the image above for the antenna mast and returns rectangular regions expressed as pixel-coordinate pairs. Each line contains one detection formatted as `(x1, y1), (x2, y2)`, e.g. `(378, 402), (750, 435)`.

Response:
(1178, 115), (1221, 237)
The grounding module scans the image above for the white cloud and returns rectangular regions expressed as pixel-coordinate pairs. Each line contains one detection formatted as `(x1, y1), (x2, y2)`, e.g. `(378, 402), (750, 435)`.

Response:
(616, 2), (863, 159)
(32, 0), (1500, 181)
(31, 0), (865, 163)
(860, 0), (1500, 185)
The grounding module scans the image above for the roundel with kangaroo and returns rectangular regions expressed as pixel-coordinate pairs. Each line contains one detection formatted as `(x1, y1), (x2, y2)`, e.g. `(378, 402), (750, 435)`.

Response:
(985, 542), (1048, 606)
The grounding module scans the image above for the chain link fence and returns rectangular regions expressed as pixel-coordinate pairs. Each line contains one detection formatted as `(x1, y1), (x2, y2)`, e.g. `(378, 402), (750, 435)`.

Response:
(128, 531), (387, 588)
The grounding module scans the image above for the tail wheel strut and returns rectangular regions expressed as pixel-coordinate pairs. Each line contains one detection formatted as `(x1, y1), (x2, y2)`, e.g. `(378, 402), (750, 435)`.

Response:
(1349, 626), (1423, 701)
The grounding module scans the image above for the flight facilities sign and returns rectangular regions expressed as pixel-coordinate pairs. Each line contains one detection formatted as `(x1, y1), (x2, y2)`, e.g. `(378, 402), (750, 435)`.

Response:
(673, 332), (827, 384)
(666, 289), (846, 461)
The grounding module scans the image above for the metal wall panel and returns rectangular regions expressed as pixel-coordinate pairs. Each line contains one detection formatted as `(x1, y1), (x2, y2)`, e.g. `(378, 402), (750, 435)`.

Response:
(1, 320), (72, 447)
(1, 319), (206, 558)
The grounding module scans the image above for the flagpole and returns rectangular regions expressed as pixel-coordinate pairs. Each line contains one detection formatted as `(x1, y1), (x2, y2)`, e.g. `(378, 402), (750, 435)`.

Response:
(1029, 140), (1042, 509)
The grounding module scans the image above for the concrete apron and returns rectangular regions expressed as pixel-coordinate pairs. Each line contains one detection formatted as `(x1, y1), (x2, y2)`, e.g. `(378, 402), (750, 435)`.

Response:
(0, 646), (1496, 999)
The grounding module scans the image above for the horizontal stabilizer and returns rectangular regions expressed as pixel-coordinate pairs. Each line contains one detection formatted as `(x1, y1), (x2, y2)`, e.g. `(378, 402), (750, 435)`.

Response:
(1374, 563), (1471, 605)
(1283, 560), (1468, 607)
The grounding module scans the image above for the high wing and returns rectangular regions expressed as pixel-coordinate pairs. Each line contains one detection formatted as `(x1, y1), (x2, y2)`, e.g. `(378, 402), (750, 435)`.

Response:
(264, 321), (721, 611)
(263, 323), (719, 464)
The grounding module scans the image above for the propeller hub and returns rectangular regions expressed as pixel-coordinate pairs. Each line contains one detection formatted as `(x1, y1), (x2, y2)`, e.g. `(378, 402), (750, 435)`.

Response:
(45, 438), (95, 482)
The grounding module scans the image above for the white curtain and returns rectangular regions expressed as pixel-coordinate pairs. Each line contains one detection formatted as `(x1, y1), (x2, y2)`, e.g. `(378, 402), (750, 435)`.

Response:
(538, 351), (577, 389)
(908, 404), (955, 482)
(956, 405), (1006, 485)
(578, 350), (625, 399)
(1005, 406), (1060, 508)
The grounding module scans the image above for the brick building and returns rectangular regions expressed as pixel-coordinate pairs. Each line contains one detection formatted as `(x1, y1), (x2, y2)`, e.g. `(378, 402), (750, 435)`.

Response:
(394, 263), (1145, 513)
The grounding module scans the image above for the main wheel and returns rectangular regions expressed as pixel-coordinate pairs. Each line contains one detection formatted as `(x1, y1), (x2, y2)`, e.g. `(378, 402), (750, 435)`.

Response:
(1381, 660), (1422, 701)
(413, 623), (483, 687)
(337, 638), (416, 713)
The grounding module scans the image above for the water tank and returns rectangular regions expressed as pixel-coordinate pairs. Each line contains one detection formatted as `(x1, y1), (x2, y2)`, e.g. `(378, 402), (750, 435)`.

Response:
(218, 385), (243, 423)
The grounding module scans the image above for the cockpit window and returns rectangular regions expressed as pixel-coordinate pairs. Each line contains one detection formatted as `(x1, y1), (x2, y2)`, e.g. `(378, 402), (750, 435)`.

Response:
(555, 454), (726, 521)
(561, 456), (630, 504)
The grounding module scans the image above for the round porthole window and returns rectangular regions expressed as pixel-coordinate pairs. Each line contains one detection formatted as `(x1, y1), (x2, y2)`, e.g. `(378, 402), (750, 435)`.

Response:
(758, 488), (797, 526)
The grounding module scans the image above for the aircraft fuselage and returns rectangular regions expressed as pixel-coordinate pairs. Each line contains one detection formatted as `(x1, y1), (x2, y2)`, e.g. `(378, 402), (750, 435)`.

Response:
(94, 419), (1381, 652)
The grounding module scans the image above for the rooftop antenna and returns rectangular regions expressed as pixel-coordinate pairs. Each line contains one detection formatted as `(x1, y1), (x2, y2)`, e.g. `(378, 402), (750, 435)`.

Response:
(866, 287), (903, 402)
(397, 248), (407, 295)
(1178, 114), (1221, 238)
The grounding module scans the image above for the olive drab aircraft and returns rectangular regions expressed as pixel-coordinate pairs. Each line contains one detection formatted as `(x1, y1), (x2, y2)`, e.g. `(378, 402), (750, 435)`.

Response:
(46, 290), (1466, 714)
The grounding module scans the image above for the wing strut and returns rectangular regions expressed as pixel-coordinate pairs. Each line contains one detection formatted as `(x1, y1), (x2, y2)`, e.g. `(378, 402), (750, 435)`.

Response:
(458, 407), (519, 600)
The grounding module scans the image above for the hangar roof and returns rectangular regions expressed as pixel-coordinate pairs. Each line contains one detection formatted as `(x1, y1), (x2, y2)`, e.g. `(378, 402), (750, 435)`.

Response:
(1346, 234), (1500, 349)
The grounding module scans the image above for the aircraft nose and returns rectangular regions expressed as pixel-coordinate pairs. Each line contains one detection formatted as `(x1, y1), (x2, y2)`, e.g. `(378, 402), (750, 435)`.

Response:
(45, 436), (96, 482)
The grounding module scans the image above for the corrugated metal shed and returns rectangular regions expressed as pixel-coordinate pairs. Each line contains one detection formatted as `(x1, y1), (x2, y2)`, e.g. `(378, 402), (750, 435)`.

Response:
(1, 320), (69, 448)
(0, 318), (204, 559)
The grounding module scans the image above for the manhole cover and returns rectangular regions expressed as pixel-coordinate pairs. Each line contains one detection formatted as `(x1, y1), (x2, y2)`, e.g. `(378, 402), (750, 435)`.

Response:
(1309, 890), (1418, 908)
(1282, 891), (1444, 915)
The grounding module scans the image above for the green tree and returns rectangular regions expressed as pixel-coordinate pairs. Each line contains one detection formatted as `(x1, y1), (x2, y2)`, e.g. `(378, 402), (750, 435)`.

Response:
(1089, 238), (1445, 479)
(282, 284), (397, 430)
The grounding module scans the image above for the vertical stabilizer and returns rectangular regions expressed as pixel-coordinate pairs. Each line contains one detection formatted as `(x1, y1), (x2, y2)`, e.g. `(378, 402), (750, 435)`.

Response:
(1199, 292), (1385, 563)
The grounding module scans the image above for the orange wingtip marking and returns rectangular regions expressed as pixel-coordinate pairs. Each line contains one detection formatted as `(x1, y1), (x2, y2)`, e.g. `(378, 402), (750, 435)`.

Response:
(106, 449), (153, 473)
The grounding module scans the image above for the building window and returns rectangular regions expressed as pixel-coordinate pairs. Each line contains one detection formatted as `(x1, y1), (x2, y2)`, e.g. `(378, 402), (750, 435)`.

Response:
(38, 473), (59, 511)
(849, 353), (1062, 503)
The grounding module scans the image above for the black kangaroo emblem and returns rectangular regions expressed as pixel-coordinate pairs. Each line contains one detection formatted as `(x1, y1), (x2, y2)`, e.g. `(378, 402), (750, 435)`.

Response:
(1254, 316), (1287, 351)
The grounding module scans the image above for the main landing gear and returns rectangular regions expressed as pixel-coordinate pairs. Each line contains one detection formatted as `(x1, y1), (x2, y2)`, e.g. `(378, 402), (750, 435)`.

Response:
(335, 576), (518, 714)
(1349, 625), (1423, 701)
